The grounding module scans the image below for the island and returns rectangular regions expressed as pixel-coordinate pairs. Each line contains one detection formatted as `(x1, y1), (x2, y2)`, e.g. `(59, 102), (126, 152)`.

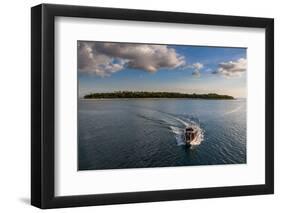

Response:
(83, 91), (234, 100)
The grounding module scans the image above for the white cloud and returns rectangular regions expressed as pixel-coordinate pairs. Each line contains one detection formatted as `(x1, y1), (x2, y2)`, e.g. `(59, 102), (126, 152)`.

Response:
(78, 41), (185, 77)
(192, 62), (204, 70)
(213, 58), (247, 77)
(191, 62), (204, 77)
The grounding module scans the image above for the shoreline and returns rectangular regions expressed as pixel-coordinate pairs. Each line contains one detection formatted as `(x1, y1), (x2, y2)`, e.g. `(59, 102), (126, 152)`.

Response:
(80, 97), (239, 101)
(83, 91), (235, 100)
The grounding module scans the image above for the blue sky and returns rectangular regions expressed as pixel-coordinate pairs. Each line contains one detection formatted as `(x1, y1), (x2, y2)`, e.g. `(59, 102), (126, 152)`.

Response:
(78, 42), (247, 98)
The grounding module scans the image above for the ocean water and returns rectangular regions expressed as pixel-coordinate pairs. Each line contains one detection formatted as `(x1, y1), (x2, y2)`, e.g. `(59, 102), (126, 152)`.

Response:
(78, 99), (246, 170)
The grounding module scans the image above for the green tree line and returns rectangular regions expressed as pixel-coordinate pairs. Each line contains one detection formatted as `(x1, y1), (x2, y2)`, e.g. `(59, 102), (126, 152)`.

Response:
(84, 91), (234, 99)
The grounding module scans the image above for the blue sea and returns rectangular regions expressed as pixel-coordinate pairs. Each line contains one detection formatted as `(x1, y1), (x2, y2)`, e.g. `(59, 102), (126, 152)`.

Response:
(78, 99), (246, 170)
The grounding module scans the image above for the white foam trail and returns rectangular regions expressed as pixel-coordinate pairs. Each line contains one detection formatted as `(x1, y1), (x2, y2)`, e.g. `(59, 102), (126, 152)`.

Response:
(224, 105), (243, 115)
(136, 107), (204, 147)
(189, 126), (204, 146)
(170, 126), (186, 146)
(174, 117), (190, 127)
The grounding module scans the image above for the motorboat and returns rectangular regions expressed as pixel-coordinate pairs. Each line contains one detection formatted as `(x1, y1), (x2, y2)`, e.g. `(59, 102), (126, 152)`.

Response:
(185, 126), (199, 146)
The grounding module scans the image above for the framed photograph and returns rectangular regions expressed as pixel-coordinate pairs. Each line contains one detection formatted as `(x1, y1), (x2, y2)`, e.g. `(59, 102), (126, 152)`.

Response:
(31, 4), (274, 209)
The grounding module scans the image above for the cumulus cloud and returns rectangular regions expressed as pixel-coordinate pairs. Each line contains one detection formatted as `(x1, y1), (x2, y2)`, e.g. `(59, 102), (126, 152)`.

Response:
(78, 41), (185, 77)
(190, 62), (204, 77)
(213, 58), (247, 77)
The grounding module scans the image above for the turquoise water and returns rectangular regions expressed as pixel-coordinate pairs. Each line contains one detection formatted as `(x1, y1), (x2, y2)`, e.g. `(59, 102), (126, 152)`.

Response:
(78, 99), (246, 170)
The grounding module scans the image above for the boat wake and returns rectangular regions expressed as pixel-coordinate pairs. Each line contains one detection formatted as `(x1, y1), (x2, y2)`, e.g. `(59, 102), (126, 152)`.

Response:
(223, 105), (243, 115)
(136, 108), (204, 147)
(169, 117), (204, 147)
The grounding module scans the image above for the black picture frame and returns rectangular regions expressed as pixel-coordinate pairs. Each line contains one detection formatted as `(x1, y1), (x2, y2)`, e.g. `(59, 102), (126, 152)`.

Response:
(31, 3), (274, 209)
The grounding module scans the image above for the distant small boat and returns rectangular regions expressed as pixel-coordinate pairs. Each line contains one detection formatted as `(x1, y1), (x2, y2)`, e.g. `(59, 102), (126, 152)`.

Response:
(185, 126), (199, 146)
